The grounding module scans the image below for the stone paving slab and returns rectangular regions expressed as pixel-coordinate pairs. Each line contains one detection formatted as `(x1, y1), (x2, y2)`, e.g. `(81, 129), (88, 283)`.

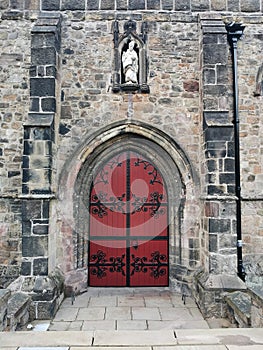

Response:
(144, 296), (174, 307)
(227, 346), (263, 350)
(77, 307), (105, 320)
(89, 296), (117, 307)
(82, 320), (116, 331)
(116, 320), (147, 330)
(49, 321), (71, 331)
(71, 348), (152, 350)
(148, 320), (209, 330)
(93, 330), (177, 346)
(159, 307), (191, 321)
(19, 348), (69, 350)
(53, 307), (79, 321)
(117, 295), (145, 307)
(153, 346), (227, 350)
(132, 307), (161, 320)
(176, 328), (263, 345)
(1, 331), (93, 348)
(105, 307), (132, 320)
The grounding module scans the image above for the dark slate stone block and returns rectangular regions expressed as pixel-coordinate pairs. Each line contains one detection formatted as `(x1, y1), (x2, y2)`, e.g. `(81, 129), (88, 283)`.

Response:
(207, 141), (226, 150)
(22, 169), (30, 183)
(46, 66), (57, 77)
(205, 173), (216, 184)
(203, 69), (216, 84)
(41, 98), (56, 112)
(217, 65), (228, 84)
(1, 10), (23, 19)
(31, 33), (56, 50)
(38, 66), (45, 77)
(22, 220), (32, 236)
(42, 201), (50, 219)
(61, 0), (85, 10)
(147, 0), (160, 9)
(87, 0), (99, 9)
(241, 0), (260, 12)
(128, 0), (145, 10)
(206, 149), (226, 158)
(31, 47), (57, 66)
(33, 224), (49, 235)
(162, 0), (173, 9)
(192, 0), (209, 11)
(227, 0), (239, 11)
(208, 185), (225, 195)
(33, 258), (48, 276)
(206, 159), (217, 173)
(224, 158), (235, 172)
(30, 97), (40, 112)
(29, 66), (37, 77)
(209, 234), (218, 252)
(209, 218), (231, 233)
(22, 184), (29, 194)
(227, 142), (235, 157)
(174, 0), (190, 10)
(31, 189), (51, 195)
(0, 0), (9, 10)
(101, 0), (115, 10)
(116, 0), (127, 9)
(227, 185), (235, 195)
(22, 236), (48, 257)
(42, 0), (60, 10)
(32, 127), (52, 141)
(219, 173), (235, 185)
(59, 123), (71, 135)
(203, 34), (216, 45)
(21, 261), (32, 276)
(31, 156), (51, 169)
(8, 171), (20, 178)
(204, 85), (228, 96)
(24, 126), (30, 140)
(22, 200), (42, 220)
(203, 44), (227, 65)
(211, 0), (226, 10)
(30, 78), (55, 97)
(205, 126), (233, 142)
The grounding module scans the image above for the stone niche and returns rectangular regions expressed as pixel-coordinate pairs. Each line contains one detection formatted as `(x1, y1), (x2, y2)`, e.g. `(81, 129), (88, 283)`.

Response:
(112, 19), (149, 93)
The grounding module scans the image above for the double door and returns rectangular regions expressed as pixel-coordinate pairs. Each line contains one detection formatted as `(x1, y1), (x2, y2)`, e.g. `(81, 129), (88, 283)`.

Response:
(88, 150), (168, 286)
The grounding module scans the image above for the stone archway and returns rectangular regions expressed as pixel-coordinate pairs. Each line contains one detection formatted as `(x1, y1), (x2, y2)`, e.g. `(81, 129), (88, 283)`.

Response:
(56, 121), (200, 293)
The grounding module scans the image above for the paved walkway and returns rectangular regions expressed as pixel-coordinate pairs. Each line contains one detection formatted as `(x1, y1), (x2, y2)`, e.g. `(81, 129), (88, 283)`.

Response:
(49, 287), (209, 331)
(2, 288), (263, 349)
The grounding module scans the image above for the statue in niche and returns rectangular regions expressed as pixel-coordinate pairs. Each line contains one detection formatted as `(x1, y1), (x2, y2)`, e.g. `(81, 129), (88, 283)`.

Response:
(122, 40), (138, 84)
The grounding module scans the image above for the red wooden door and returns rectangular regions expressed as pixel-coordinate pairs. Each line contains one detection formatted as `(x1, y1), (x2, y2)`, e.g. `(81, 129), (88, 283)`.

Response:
(88, 150), (168, 287)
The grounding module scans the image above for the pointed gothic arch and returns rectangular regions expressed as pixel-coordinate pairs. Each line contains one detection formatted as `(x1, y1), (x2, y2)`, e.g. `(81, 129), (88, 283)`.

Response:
(57, 121), (200, 291)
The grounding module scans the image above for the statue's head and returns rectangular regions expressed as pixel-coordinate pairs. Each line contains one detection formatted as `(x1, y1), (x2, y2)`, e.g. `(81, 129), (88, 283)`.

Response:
(129, 41), (135, 50)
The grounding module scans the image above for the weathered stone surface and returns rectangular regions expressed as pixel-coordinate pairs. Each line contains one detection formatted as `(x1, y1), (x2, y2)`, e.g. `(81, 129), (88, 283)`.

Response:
(42, 0), (60, 10)
(61, 0), (85, 10)
(240, 0), (260, 12)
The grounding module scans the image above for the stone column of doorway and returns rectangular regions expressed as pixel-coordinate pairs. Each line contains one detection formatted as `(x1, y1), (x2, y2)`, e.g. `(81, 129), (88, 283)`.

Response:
(20, 13), (64, 320)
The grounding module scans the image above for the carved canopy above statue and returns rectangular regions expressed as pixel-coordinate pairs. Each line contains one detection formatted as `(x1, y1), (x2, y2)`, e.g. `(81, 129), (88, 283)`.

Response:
(112, 19), (150, 93)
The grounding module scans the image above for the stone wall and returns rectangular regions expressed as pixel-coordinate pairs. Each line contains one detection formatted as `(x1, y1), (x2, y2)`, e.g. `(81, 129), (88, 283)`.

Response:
(0, 0), (262, 318)
(0, 17), (31, 287)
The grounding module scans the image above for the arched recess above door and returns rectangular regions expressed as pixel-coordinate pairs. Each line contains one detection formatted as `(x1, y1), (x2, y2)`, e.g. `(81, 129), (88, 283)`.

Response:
(57, 121), (200, 282)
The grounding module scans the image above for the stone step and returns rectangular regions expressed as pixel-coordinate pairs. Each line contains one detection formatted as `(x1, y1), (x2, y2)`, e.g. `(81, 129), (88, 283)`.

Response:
(225, 291), (251, 327)
(7, 292), (30, 331)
